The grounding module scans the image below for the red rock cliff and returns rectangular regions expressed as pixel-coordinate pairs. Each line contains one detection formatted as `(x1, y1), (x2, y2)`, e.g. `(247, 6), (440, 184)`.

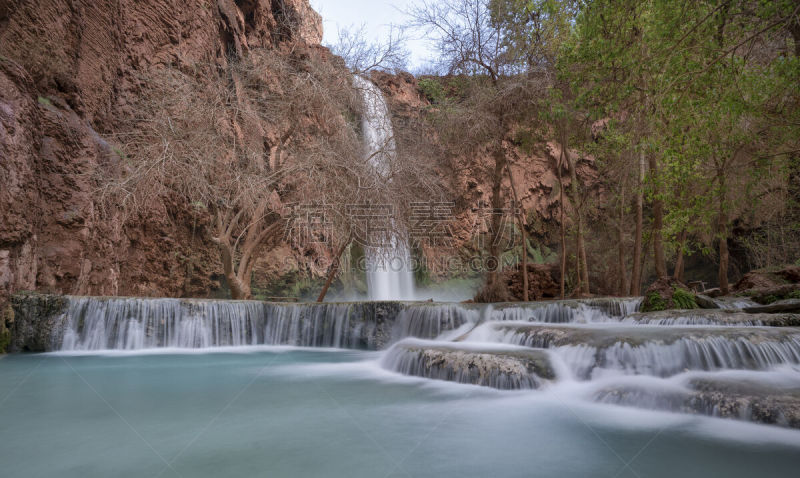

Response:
(0, 0), (324, 301)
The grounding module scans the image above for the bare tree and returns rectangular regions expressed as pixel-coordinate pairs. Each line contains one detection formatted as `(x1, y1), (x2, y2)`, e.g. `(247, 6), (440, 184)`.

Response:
(328, 24), (410, 74)
(99, 49), (374, 299)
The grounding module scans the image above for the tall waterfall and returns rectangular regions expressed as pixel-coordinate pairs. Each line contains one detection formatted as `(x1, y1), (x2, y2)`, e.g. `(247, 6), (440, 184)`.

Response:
(354, 75), (416, 301)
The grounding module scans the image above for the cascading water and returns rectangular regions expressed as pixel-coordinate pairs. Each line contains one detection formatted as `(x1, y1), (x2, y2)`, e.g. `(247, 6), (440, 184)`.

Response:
(14, 292), (800, 430)
(354, 75), (416, 301)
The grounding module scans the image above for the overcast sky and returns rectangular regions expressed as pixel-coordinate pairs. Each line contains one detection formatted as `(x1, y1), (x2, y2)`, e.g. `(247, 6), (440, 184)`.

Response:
(309, 0), (433, 71)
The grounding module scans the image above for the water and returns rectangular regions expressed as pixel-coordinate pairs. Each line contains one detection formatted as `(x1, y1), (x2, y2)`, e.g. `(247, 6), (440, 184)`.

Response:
(1, 350), (799, 478)
(6, 294), (800, 475)
(354, 75), (416, 301)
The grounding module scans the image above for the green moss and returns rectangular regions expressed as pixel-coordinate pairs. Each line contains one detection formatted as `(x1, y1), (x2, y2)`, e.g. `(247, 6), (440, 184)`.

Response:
(37, 95), (52, 106)
(788, 291), (800, 300)
(672, 288), (699, 310)
(763, 295), (779, 304)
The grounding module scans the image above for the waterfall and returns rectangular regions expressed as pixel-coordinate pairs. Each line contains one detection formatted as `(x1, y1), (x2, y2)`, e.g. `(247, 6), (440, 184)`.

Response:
(46, 297), (488, 352)
(354, 75), (416, 301)
(14, 292), (800, 430)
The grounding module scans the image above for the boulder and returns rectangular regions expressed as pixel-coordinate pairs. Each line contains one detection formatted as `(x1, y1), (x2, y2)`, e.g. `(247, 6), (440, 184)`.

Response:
(694, 294), (720, 309)
(382, 340), (556, 390)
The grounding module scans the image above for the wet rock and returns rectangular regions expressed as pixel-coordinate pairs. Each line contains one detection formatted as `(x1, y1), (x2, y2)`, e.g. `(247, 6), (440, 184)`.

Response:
(686, 379), (800, 429)
(593, 379), (800, 429)
(744, 299), (800, 314)
(383, 340), (555, 389)
(734, 266), (799, 292)
(9, 292), (68, 352)
(694, 294), (720, 309)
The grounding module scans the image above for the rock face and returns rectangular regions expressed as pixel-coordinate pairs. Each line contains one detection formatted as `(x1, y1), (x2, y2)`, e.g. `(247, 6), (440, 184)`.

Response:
(8, 293), (68, 352)
(0, 1), (323, 305)
(370, 72), (602, 283)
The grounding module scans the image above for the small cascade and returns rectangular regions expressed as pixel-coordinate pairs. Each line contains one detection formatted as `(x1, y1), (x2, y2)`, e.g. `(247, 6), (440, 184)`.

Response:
(354, 75), (416, 301)
(490, 298), (642, 324)
(391, 304), (481, 342)
(464, 323), (800, 379)
(59, 298), (379, 351)
(381, 339), (555, 390)
(49, 297), (488, 352)
(11, 291), (800, 430)
(591, 372), (800, 428)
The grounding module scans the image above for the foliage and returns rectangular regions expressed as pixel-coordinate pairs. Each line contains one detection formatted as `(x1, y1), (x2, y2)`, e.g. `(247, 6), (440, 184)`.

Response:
(672, 288), (698, 310)
(418, 77), (445, 104)
(642, 291), (667, 312)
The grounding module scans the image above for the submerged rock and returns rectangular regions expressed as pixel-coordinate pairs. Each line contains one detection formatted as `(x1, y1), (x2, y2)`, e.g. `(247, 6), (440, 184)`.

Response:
(382, 340), (556, 390)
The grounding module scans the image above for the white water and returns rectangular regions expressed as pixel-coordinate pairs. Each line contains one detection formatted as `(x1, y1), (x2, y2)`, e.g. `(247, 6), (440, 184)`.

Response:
(31, 294), (800, 431)
(354, 75), (416, 301)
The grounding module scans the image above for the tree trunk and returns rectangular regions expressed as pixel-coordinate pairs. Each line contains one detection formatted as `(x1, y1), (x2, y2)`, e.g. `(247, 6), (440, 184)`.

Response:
(717, 172), (730, 294)
(505, 163), (528, 301)
(617, 185), (629, 296)
(557, 148), (567, 300)
(673, 229), (687, 283)
(566, 150), (589, 294)
(630, 152), (645, 296)
(317, 238), (351, 302)
(649, 154), (667, 278)
(483, 148), (507, 300)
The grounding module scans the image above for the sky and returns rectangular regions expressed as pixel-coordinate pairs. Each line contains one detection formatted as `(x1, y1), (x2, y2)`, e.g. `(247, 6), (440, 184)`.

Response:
(309, 0), (433, 71)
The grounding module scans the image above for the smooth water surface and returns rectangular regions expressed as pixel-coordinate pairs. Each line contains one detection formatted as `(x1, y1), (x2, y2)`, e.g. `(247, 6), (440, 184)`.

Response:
(1, 349), (799, 477)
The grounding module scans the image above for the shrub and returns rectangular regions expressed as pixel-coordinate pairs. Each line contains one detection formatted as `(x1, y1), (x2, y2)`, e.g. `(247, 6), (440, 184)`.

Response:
(642, 291), (667, 312)
(418, 77), (445, 104)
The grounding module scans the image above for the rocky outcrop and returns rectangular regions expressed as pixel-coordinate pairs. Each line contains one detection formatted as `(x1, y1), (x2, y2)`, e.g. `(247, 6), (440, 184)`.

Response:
(371, 72), (601, 281)
(505, 263), (560, 301)
(8, 293), (68, 352)
(0, 1), (324, 304)
(733, 265), (800, 291)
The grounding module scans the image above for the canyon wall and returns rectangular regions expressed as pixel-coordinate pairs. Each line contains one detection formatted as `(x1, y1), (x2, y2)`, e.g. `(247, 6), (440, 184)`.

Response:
(0, 0), (325, 303)
(0, 0), (597, 308)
